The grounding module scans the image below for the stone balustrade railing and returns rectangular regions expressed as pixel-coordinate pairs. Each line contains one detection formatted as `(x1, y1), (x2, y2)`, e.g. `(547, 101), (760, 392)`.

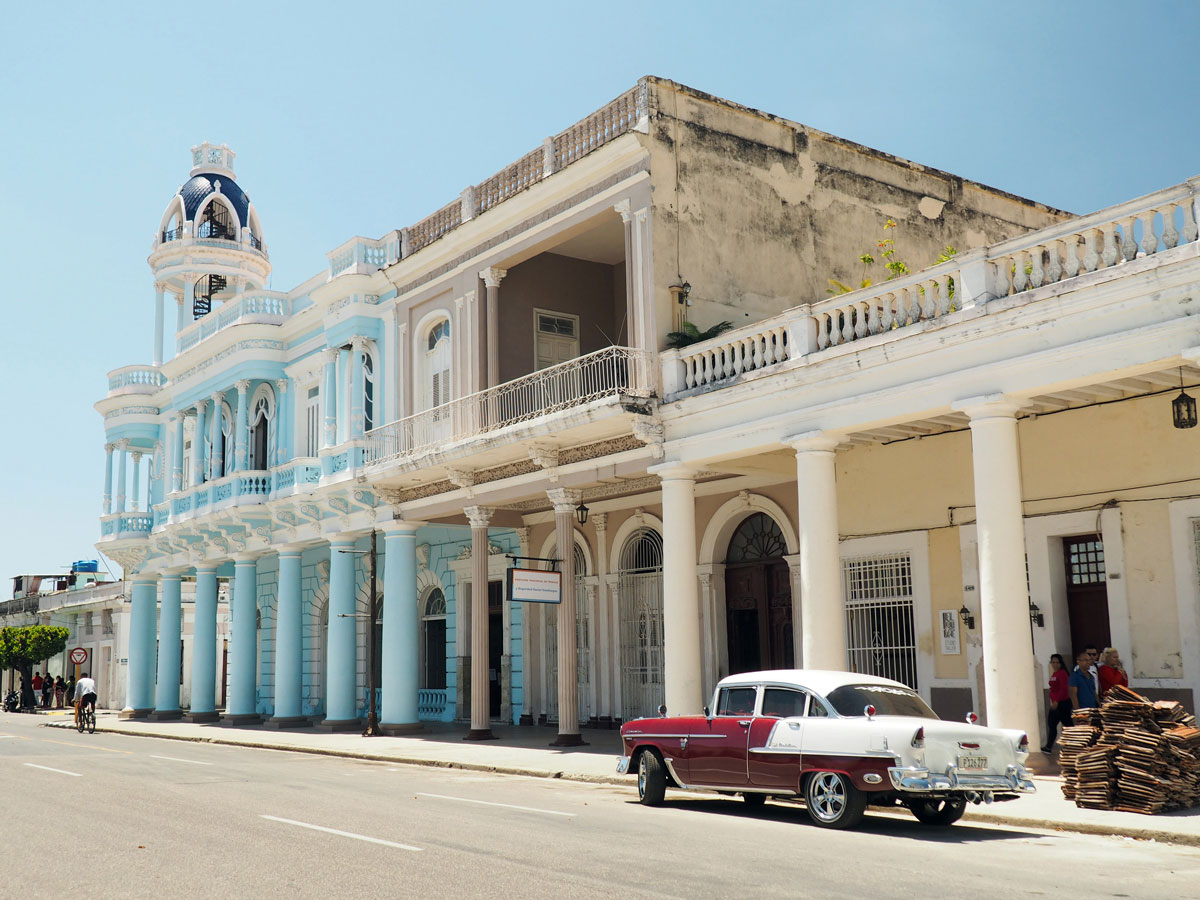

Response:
(176, 292), (291, 353)
(327, 235), (402, 278)
(107, 365), (166, 394)
(152, 224), (269, 259)
(663, 178), (1200, 398)
(98, 512), (154, 540)
(365, 345), (655, 465)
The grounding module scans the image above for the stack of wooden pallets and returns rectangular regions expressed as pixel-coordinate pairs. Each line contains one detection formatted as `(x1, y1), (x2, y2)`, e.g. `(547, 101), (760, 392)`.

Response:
(1057, 685), (1198, 814)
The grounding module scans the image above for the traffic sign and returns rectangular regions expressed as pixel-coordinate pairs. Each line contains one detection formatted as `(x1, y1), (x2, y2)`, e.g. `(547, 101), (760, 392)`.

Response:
(69, 647), (88, 665)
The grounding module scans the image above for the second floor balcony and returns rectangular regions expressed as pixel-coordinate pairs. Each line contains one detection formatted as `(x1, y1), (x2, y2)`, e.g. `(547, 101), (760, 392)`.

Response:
(175, 292), (291, 354)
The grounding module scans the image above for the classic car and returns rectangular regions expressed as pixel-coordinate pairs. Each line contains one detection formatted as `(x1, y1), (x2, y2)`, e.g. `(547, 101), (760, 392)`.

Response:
(617, 669), (1035, 829)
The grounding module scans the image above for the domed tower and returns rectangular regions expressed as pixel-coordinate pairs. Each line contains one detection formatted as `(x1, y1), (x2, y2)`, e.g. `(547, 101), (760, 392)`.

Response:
(148, 142), (271, 363)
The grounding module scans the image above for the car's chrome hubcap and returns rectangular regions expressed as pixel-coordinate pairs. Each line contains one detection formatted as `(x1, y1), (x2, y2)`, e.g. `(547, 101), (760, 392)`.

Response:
(811, 774), (846, 820)
(637, 755), (647, 797)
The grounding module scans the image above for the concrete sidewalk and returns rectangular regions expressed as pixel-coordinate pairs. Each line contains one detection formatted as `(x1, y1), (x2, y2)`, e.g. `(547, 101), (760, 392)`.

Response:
(42, 713), (1200, 847)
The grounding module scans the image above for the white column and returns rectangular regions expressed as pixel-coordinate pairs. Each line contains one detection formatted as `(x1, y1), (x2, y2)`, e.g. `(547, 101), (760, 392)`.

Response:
(464, 506), (495, 740)
(548, 489), (585, 744)
(350, 337), (366, 439)
(191, 401), (207, 487)
(657, 466), (703, 716)
(183, 278), (195, 325)
(102, 443), (115, 515)
(593, 513), (612, 721)
(115, 441), (129, 512)
(210, 392), (224, 479)
(784, 553), (805, 668)
(955, 396), (1041, 737)
(233, 380), (250, 471)
(788, 432), (846, 670)
(322, 349), (338, 449)
(170, 416), (183, 493)
(480, 267), (507, 389)
(614, 201), (638, 348)
(632, 207), (656, 355)
(153, 282), (165, 366)
(129, 451), (143, 512)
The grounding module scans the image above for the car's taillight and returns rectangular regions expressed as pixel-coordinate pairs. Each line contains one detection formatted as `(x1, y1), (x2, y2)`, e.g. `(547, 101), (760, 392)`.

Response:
(911, 727), (925, 749)
(864, 704), (876, 719)
(965, 711), (979, 725)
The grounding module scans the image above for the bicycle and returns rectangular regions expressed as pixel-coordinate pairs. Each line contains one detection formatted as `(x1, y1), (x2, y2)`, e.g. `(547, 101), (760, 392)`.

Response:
(76, 701), (95, 734)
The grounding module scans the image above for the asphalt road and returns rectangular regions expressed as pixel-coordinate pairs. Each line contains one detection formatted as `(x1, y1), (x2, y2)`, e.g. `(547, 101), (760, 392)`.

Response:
(1, 713), (1195, 900)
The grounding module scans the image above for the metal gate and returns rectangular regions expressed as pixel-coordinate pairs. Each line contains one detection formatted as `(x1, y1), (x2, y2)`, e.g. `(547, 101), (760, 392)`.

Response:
(545, 544), (589, 725)
(618, 529), (663, 722)
(842, 552), (917, 689)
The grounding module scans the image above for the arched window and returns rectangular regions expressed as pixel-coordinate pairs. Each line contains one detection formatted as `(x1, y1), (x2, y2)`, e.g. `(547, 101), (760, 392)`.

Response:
(219, 404), (233, 477)
(422, 319), (451, 411)
(363, 351), (375, 433)
(250, 385), (274, 471)
(196, 199), (236, 240)
(420, 588), (447, 690)
(726, 513), (787, 563)
(618, 528), (664, 720)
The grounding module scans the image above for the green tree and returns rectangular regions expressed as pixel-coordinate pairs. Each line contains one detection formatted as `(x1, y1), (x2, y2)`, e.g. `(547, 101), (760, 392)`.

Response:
(665, 320), (734, 349)
(0, 625), (70, 708)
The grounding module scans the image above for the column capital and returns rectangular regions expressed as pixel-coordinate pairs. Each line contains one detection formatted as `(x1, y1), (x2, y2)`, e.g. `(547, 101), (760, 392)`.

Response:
(464, 505), (493, 529)
(592, 511), (608, 534)
(231, 552), (260, 565)
(613, 199), (632, 222)
(648, 462), (694, 482)
(381, 520), (423, 537)
(210, 390), (224, 405)
(275, 378), (289, 394)
(479, 266), (508, 288)
(784, 430), (842, 453)
(454, 295), (464, 311)
(234, 379), (251, 395)
(327, 532), (365, 548)
(104, 442), (116, 453)
(546, 488), (581, 514)
(274, 543), (306, 558)
(154, 280), (168, 293)
(350, 335), (369, 353)
(952, 394), (1025, 421)
(323, 347), (340, 364)
(193, 563), (219, 575)
(193, 397), (208, 414)
(129, 449), (143, 462)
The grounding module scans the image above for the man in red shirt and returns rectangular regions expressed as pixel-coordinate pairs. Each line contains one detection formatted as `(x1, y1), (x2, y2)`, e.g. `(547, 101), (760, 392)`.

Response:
(31, 672), (42, 693)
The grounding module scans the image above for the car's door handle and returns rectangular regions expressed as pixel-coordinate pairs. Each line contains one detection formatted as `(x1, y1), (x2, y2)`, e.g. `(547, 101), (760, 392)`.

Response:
(738, 720), (752, 727)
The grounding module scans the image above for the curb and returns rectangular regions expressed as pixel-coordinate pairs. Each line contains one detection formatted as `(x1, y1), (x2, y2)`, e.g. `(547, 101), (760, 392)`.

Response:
(42, 721), (1198, 846)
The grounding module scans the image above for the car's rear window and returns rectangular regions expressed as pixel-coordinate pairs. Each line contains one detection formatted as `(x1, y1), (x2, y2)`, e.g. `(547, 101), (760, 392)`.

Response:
(825, 684), (939, 719)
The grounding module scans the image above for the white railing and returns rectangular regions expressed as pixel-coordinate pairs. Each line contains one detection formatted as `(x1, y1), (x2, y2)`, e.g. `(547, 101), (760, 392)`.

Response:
(327, 235), (401, 278)
(176, 292), (291, 353)
(107, 365), (166, 393)
(664, 178), (1200, 396)
(366, 346), (654, 464)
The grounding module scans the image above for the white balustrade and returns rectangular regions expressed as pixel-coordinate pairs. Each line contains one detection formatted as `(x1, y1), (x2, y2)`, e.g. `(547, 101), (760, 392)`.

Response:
(107, 365), (166, 393)
(176, 292), (291, 353)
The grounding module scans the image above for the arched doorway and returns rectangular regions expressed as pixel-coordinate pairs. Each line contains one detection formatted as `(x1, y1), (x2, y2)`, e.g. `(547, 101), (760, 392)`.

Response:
(618, 528), (663, 721)
(724, 513), (792, 674)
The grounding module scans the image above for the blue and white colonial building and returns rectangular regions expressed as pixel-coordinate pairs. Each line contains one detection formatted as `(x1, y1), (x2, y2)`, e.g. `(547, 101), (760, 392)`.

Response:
(97, 80), (1200, 757)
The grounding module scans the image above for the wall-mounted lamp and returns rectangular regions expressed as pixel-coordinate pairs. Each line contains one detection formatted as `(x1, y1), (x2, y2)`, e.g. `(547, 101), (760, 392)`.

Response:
(575, 501), (589, 526)
(958, 604), (975, 630)
(1029, 600), (1045, 628)
(668, 280), (692, 305)
(1173, 367), (1197, 429)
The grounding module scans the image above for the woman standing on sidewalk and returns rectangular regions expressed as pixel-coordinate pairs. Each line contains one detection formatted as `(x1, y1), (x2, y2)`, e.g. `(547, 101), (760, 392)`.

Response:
(1042, 653), (1071, 753)
(1098, 647), (1129, 700)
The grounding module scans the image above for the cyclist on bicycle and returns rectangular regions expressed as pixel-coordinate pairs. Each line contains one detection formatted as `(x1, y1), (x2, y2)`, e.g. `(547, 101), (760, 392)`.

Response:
(73, 673), (97, 727)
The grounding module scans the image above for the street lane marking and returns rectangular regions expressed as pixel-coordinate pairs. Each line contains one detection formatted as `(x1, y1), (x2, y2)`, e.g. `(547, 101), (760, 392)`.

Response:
(415, 792), (575, 818)
(0, 735), (18, 739)
(150, 755), (214, 766)
(38, 738), (131, 754)
(259, 816), (422, 852)
(24, 763), (82, 777)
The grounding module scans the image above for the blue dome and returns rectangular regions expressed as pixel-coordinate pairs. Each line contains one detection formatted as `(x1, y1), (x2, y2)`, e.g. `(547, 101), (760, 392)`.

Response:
(179, 174), (251, 227)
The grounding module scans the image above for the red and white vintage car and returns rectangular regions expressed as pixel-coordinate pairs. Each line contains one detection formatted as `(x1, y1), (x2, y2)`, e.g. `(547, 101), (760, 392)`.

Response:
(617, 669), (1035, 829)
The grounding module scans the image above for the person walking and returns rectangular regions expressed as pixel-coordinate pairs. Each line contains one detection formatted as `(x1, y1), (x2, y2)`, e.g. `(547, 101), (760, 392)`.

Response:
(41, 676), (53, 709)
(1042, 653), (1071, 753)
(1098, 647), (1129, 700)
(54, 676), (65, 709)
(1069, 650), (1098, 710)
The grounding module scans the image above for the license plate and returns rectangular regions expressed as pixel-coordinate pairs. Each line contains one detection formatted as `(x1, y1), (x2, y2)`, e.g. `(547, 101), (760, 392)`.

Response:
(958, 755), (988, 770)
(616, 756), (630, 775)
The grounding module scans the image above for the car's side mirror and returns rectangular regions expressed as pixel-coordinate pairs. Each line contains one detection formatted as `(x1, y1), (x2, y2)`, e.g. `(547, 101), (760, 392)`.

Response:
(703, 706), (711, 719)
(657, 704), (668, 717)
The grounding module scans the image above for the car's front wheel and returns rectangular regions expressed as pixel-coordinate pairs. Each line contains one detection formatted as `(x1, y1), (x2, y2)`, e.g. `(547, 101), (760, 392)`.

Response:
(804, 771), (867, 829)
(637, 750), (667, 806)
(908, 796), (966, 826)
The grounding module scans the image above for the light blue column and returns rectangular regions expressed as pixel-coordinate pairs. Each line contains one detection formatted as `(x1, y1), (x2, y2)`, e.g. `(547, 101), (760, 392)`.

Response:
(102, 443), (114, 514)
(322, 349), (338, 448)
(116, 443), (128, 512)
(272, 548), (303, 721)
(171, 416), (184, 493)
(126, 575), (158, 714)
(154, 574), (183, 715)
(325, 536), (358, 723)
(191, 401), (207, 486)
(234, 381), (249, 471)
(274, 380), (290, 465)
(189, 565), (218, 717)
(382, 523), (419, 726)
(227, 555), (260, 720)
(350, 339), (365, 439)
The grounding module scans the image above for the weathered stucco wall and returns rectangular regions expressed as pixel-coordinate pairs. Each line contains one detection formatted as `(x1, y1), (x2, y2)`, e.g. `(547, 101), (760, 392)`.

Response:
(640, 78), (1071, 348)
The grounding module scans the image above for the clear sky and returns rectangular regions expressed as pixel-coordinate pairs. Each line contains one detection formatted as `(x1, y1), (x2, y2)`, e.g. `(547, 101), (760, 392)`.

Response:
(2, 1), (1198, 597)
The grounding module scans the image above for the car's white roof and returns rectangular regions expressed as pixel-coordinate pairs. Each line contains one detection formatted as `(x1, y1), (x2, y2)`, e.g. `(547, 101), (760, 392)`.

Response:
(715, 669), (910, 697)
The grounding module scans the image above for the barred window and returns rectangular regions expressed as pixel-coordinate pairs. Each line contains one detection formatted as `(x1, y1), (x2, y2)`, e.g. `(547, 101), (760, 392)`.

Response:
(1065, 537), (1105, 585)
(842, 552), (917, 689)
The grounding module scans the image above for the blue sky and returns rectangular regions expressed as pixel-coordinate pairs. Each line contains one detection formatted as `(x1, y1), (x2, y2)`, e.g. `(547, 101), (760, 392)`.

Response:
(2, 1), (1198, 595)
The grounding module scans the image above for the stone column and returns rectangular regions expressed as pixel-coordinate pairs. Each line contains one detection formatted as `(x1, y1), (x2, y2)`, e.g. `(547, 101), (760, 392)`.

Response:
(226, 554), (262, 724)
(516, 526), (538, 725)
(614, 201), (638, 348)
(102, 443), (115, 515)
(170, 417), (183, 493)
(210, 392), (224, 479)
(547, 489), (586, 745)
(129, 451), (143, 512)
(593, 513), (611, 723)
(116, 441), (128, 512)
(176, 290), (187, 333)
(152, 572), (184, 719)
(955, 396), (1041, 739)
(234, 380), (250, 471)
(338, 347), (351, 443)
(788, 432), (846, 670)
(183, 277), (195, 323)
(657, 466), (703, 716)
(381, 522), (422, 732)
(153, 282), (165, 366)
(191, 401), (207, 487)
(274, 379), (290, 464)
(480, 267), (507, 389)
(784, 553), (805, 668)
(463, 506), (496, 740)
(322, 535), (360, 729)
(632, 207), (655, 356)
(121, 574), (158, 718)
(322, 348), (338, 448)
(350, 337), (366, 439)
(267, 547), (306, 727)
(185, 564), (220, 722)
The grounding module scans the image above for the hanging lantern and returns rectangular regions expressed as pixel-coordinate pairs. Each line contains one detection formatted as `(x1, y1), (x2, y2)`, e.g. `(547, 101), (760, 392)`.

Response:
(1174, 367), (1197, 429)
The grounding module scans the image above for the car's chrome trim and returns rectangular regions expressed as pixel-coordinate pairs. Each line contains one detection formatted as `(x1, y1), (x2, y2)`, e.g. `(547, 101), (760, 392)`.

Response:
(663, 758), (689, 788)
(737, 786), (798, 796)
(887, 763), (1036, 794)
(748, 747), (803, 755)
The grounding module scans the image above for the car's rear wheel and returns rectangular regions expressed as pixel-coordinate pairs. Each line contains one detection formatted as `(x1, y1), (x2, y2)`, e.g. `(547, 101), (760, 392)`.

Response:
(741, 792), (767, 809)
(804, 771), (866, 829)
(637, 750), (666, 806)
(908, 796), (966, 826)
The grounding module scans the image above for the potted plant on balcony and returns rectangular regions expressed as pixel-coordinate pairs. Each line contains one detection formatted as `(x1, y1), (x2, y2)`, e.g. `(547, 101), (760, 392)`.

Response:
(666, 320), (734, 349)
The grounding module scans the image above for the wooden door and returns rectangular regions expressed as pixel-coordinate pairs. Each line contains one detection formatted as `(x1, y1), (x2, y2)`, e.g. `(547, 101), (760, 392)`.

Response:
(726, 565), (767, 675)
(1064, 536), (1110, 656)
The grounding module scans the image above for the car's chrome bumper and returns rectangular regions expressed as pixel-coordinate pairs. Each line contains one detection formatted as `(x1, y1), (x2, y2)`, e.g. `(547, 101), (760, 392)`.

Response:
(616, 755), (631, 775)
(887, 764), (1036, 794)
